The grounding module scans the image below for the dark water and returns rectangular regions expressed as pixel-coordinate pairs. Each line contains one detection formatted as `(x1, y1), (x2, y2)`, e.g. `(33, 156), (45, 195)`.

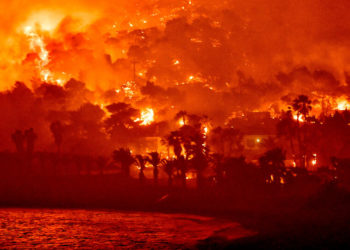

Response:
(0, 208), (254, 248)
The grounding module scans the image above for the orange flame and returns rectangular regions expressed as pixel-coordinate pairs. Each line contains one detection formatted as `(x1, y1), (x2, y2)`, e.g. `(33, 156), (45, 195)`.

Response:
(336, 96), (350, 110)
(293, 114), (304, 123)
(134, 108), (154, 126)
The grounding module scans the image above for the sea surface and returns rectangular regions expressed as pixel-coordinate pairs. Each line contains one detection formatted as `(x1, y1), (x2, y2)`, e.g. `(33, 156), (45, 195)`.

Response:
(0, 208), (254, 248)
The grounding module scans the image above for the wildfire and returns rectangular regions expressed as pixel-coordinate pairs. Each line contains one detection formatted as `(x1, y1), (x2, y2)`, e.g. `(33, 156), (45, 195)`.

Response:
(311, 153), (317, 166)
(202, 124), (211, 139)
(280, 177), (285, 184)
(186, 74), (205, 83)
(134, 108), (154, 126)
(293, 114), (305, 123)
(185, 172), (195, 180)
(23, 25), (66, 85)
(336, 96), (350, 110)
(116, 81), (137, 99)
(203, 126), (208, 135)
(24, 26), (50, 80)
(179, 119), (185, 126)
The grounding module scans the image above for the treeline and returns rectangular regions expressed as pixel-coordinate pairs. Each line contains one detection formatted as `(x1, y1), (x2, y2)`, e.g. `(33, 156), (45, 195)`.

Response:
(2, 93), (350, 191)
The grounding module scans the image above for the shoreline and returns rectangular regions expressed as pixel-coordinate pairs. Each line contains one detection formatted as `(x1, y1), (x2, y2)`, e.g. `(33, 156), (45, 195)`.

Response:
(1, 174), (350, 248)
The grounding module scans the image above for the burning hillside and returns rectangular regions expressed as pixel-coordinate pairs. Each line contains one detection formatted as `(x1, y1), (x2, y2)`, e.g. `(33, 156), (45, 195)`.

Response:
(3, 2), (350, 248)
(0, 0), (350, 155)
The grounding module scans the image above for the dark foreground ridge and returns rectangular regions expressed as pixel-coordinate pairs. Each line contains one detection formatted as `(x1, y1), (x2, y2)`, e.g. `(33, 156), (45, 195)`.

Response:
(1, 173), (350, 249)
(198, 183), (350, 249)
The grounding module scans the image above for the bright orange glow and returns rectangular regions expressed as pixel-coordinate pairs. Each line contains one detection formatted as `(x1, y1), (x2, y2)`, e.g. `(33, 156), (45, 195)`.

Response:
(311, 153), (317, 166)
(23, 25), (67, 85)
(336, 97), (350, 110)
(178, 119), (185, 126)
(186, 172), (195, 180)
(24, 26), (50, 80)
(21, 10), (64, 33)
(134, 108), (154, 126)
(293, 114), (304, 123)
(116, 81), (137, 99)
(203, 126), (209, 135)
(280, 177), (285, 184)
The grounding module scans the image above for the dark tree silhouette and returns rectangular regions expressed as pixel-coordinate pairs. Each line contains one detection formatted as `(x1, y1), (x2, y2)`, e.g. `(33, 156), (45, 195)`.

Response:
(259, 148), (286, 185)
(11, 130), (25, 153)
(161, 159), (175, 187)
(166, 131), (182, 159)
(292, 95), (312, 168)
(187, 127), (209, 188)
(67, 103), (107, 154)
(147, 152), (161, 184)
(113, 148), (135, 178)
(209, 126), (244, 156)
(292, 95), (312, 119)
(176, 156), (188, 188)
(103, 102), (144, 148)
(24, 128), (37, 155)
(222, 156), (261, 190)
(167, 113), (210, 188)
(331, 157), (350, 185)
(50, 121), (63, 153)
(135, 154), (146, 182)
(175, 110), (188, 126)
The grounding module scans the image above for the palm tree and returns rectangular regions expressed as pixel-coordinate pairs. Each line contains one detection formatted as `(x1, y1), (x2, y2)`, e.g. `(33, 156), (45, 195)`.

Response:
(113, 148), (135, 178)
(161, 159), (175, 187)
(166, 131), (182, 159)
(176, 156), (188, 188)
(292, 95), (312, 120)
(50, 121), (63, 153)
(24, 128), (37, 155)
(192, 153), (208, 188)
(135, 154), (146, 182)
(147, 152), (161, 184)
(189, 130), (209, 188)
(292, 95), (312, 168)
